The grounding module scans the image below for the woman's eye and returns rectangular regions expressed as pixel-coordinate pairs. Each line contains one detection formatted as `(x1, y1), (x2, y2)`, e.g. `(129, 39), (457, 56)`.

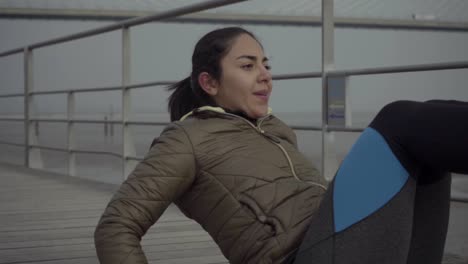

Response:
(241, 64), (254, 70)
(264, 65), (271, 70)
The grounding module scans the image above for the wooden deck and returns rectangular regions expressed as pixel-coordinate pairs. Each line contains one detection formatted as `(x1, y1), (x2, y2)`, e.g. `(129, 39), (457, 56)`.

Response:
(1, 162), (467, 264)
(0, 163), (227, 264)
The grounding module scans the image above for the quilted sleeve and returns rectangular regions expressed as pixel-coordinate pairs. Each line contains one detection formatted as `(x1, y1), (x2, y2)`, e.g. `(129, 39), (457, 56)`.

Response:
(94, 123), (196, 263)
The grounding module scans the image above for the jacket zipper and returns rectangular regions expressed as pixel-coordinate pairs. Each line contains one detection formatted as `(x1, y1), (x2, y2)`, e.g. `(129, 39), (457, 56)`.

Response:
(220, 113), (327, 191)
(192, 112), (327, 191)
(182, 108), (318, 185)
(256, 118), (302, 182)
(221, 113), (304, 182)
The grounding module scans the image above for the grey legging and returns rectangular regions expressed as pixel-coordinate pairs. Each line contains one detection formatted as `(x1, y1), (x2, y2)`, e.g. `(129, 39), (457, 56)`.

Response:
(292, 100), (467, 264)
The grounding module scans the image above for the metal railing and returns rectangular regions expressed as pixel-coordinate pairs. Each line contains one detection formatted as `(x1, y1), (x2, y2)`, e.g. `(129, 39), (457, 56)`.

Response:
(0, 0), (250, 178)
(0, 0), (467, 203)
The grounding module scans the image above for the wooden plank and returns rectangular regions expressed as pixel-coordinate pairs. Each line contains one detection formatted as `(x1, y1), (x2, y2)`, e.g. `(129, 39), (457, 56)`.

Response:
(0, 189), (111, 199)
(2, 257), (99, 264)
(0, 164), (227, 263)
(0, 207), (184, 220)
(19, 256), (228, 264)
(0, 211), (106, 223)
(0, 223), (204, 243)
(0, 205), (108, 215)
(0, 203), (184, 219)
(0, 230), (210, 249)
(0, 241), (221, 263)
(0, 218), (193, 232)
(0, 214), (188, 230)
(149, 255), (228, 264)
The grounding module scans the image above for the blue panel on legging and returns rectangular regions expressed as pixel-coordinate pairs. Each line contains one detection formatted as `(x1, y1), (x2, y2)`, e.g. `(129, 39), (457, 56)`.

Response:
(333, 127), (409, 232)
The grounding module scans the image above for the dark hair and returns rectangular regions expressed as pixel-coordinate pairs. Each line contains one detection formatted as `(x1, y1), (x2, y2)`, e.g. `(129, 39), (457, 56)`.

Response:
(167, 27), (261, 121)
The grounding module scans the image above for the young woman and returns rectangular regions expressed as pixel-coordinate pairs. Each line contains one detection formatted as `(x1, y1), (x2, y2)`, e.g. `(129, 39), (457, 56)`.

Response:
(94, 27), (467, 264)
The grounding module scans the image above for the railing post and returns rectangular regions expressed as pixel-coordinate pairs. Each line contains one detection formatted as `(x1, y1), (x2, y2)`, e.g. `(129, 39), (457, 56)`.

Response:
(122, 26), (137, 181)
(321, 0), (337, 181)
(67, 91), (76, 176)
(23, 48), (30, 167)
(23, 47), (43, 169)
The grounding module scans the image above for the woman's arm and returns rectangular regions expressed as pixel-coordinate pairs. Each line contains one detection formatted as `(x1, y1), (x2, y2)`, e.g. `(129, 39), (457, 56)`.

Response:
(94, 123), (196, 263)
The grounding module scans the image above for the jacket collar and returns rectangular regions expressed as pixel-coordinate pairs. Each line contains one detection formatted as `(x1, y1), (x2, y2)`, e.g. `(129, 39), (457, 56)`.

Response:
(180, 106), (272, 122)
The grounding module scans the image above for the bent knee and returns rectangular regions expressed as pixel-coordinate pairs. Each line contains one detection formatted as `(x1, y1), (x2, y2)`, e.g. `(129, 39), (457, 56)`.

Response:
(379, 100), (416, 118)
(369, 100), (418, 135)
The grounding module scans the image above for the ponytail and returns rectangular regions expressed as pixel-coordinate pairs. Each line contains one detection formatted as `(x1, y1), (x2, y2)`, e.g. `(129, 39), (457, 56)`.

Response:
(167, 77), (197, 122)
(167, 76), (216, 122)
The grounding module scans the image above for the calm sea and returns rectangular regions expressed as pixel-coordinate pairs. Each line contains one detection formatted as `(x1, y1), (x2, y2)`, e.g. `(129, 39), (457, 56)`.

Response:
(0, 111), (376, 183)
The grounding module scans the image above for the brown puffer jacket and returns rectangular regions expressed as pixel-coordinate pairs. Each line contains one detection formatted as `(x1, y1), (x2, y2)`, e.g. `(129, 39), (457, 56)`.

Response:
(94, 107), (327, 264)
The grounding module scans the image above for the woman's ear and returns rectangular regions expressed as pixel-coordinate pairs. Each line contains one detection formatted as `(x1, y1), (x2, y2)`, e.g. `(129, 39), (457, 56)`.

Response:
(198, 72), (219, 96)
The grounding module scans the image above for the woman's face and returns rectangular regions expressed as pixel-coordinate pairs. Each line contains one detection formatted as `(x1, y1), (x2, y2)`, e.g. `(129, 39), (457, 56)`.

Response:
(212, 34), (272, 119)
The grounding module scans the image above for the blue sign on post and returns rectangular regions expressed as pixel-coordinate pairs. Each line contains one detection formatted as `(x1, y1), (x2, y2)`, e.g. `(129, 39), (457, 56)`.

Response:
(327, 76), (351, 127)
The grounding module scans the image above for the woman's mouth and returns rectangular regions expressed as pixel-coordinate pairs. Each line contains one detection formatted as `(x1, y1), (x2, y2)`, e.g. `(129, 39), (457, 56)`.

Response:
(253, 91), (269, 101)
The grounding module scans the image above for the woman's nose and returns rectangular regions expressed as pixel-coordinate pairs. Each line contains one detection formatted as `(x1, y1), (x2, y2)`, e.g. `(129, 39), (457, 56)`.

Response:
(258, 65), (272, 83)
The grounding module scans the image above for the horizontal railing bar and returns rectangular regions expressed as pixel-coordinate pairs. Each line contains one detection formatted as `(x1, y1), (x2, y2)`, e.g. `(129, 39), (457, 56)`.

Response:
(272, 72), (322, 80)
(336, 17), (468, 32)
(30, 144), (123, 158)
(329, 60), (468, 77)
(27, 82), (171, 96)
(0, 140), (24, 147)
(451, 195), (468, 203)
(288, 125), (365, 132)
(2, 9), (468, 32)
(0, 47), (23, 58)
(71, 119), (121, 124)
(289, 125), (322, 131)
(30, 144), (68, 153)
(126, 121), (170, 126)
(0, 93), (24, 98)
(328, 126), (365, 132)
(30, 86), (122, 95)
(0, 0), (247, 57)
(127, 81), (175, 89)
(73, 149), (123, 158)
(175, 15), (468, 32)
(0, 118), (24, 122)
(19, 81), (177, 96)
(127, 155), (144, 161)
(29, 118), (122, 124)
(30, 118), (68, 123)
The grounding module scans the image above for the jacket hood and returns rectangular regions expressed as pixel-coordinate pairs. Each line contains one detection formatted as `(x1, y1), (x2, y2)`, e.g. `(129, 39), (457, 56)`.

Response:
(180, 106), (273, 121)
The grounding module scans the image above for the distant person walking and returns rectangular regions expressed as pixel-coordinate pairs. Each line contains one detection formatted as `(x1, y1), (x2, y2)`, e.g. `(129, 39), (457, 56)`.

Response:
(94, 27), (468, 264)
